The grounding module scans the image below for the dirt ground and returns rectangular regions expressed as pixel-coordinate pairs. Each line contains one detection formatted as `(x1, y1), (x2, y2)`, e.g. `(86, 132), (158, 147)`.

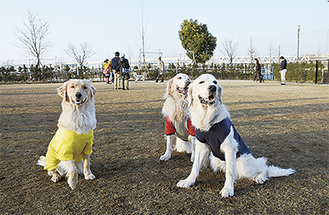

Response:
(1, 79), (328, 214)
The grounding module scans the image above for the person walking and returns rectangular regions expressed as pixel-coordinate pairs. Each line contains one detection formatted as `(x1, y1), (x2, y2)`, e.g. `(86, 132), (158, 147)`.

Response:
(254, 58), (263, 83)
(119, 53), (130, 90)
(111, 51), (121, 89)
(279, 56), (287, 85)
(155, 56), (165, 82)
(103, 59), (112, 84)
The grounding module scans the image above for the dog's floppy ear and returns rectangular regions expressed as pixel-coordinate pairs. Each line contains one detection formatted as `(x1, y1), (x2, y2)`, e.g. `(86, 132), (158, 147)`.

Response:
(57, 81), (69, 102)
(91, 86), (96, 98)
(166, 78), (174, 97)
(82, 80), (96, 99)
(88, 80), (96, 99)
(187, 82), (194, 108)
(218, 84), (223, 105)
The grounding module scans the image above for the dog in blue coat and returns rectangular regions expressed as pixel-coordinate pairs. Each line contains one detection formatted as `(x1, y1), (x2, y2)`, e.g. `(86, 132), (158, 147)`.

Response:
(177, 74), (295, 198)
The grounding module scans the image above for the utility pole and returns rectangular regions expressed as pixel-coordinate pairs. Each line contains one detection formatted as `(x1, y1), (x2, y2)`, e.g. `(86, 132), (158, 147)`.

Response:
(141, 7), (146, 65)
(296, 25), (300, 83)
(278, 44), (281, 63)
(327, 59), (329, 84)
(250, 37), (253, 63)
(315, 60), (318, 84)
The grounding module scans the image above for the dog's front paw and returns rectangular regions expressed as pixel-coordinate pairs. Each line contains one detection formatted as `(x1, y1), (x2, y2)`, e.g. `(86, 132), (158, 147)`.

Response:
(220, 187), (234, 198)
(177, 179), (195, 188)
(84, 173), (95, 180)
(255, 174), (268, 184)
(67, 173), (78, 190)
(160, 153), (171, 161)
(190, 154), (195, 162)
(50, 173), (61, 183)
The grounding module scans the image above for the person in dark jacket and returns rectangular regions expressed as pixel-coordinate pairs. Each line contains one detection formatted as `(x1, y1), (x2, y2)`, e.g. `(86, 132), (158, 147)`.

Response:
(279, 56), (287, 85)
(111, 51), (121, 89)
(119, 53), (130, 90)
(254, 58), (262, 83)
(254, 58), (263, 83)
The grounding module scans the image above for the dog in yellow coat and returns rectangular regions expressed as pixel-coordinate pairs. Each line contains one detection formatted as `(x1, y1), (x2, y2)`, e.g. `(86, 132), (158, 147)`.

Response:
(37, 79), (97, 189)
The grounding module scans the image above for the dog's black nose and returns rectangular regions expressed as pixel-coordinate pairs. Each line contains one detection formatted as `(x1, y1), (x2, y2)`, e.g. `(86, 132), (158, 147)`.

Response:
(75, 92), (82, 99)
(209, 85), (216, 92)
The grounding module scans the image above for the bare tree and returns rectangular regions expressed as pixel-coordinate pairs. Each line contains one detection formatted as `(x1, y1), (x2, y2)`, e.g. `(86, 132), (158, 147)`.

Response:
(64, 41), (96, 75)
(268, 42), (273, 63)
(2, 60), (14, 69)
(221, 39), (238, 64)
(248, 48), (259, 63)
(14, 11), (51, 68)
(248, 37), (259, 64)
(135, 5), (150, 66)
(276, 45), (282, 63)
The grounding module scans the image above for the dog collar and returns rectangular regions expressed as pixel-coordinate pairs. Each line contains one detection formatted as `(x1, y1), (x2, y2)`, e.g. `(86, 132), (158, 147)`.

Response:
(209, 114), (218, 125)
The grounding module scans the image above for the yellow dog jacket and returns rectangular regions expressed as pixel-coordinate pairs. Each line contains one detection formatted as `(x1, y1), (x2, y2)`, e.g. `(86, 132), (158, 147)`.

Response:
(44, 128), (94, 171)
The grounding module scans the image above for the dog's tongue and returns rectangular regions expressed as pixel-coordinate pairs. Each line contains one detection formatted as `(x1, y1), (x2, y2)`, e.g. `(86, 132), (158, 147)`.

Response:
(205, 96), (215, 103)
(177, 87), (188, 95)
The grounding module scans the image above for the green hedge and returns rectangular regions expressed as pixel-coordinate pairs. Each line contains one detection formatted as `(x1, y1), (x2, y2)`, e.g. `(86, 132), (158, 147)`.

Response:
(272, 62), (326, 83)
(1, 61), (327, 84)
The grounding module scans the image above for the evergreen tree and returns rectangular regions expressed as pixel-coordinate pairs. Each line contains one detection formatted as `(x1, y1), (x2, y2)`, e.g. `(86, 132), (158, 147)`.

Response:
(178, 19), (217, 65)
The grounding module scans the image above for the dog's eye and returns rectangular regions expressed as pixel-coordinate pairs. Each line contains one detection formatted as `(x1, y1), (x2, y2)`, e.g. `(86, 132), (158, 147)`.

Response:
(213, 80), (217, 84)
(199, 81), (205, 84)
(178, 77), (182, 79)
(83, 86), (87, 89)
(71, 86), (75, 88)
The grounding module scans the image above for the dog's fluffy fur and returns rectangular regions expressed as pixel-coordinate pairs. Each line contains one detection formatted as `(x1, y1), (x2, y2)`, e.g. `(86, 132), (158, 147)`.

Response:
(177, 74), (295, 197)
(160, 73), (195, 161)
(37, 79), (97, 189)
(133, 72), (146, 82)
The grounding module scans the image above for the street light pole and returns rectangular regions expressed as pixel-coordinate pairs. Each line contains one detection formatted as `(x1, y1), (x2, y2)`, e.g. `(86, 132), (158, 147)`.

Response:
(296, 25), (300, 83)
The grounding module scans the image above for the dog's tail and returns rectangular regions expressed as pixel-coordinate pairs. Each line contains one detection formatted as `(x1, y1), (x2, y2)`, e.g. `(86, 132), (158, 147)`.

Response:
(37, 156), (46, 167)
(268, 165), (295, 178)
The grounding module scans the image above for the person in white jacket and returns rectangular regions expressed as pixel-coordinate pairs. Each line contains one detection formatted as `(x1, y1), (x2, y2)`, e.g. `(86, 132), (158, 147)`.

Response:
(156, 56), (165, 82)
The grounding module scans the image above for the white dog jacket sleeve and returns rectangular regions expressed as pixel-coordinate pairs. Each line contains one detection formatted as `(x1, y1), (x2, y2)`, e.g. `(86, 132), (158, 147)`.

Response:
(164, 116), (195, 140)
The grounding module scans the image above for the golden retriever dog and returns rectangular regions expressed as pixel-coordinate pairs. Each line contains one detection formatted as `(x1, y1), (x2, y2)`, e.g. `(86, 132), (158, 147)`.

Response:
(160, 73), (196, 162)
(177, 74), (295, 197)
(37, 79), (97, 189)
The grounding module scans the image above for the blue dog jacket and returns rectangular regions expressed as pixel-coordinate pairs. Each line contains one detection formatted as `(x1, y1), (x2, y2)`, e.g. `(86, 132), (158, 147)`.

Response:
(195, 117), (253, 160)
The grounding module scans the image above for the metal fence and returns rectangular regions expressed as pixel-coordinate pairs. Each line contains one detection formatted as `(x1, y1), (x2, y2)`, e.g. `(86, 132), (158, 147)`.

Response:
(0, 61), (328, 84)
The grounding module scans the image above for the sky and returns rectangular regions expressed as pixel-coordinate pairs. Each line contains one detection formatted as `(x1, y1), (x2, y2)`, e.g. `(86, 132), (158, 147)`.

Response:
(0, 0), (328, 66)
